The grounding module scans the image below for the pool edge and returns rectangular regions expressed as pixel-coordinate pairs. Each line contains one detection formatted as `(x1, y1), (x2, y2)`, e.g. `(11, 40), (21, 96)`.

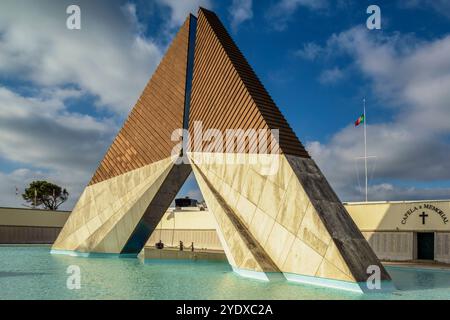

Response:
(50, 249), (137, 259)
(283, 272), (396, 294)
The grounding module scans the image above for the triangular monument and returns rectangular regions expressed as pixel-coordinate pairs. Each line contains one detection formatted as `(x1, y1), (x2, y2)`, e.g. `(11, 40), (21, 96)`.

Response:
(52, 8), (392, 293)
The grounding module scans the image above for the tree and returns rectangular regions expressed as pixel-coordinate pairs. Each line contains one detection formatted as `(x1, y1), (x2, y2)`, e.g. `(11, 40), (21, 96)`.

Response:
(22, 181), (69, 210)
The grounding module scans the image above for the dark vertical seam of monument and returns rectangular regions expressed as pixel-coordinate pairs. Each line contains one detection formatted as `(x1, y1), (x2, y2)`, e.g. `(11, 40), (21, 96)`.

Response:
(119, 17), (197, 254)
(285, 155), (391, 281)
(120, 164), (192, 254)
(193, 163), (280, 273)
(181, 14), (197, 155)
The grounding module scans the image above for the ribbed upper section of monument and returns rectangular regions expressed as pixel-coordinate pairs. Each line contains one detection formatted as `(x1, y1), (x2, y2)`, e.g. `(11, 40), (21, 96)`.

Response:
(88, 17), (193, 185)
(188, 8), (309, 157)
(88, 8), (310, 185)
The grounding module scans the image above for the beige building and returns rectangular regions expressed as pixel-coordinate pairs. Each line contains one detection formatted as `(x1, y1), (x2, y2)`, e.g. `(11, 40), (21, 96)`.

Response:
(2, 199), (449, 265)
(146, 200), (450, 264)
(346, 200), (450, 264)
(147, 207), (222, 250)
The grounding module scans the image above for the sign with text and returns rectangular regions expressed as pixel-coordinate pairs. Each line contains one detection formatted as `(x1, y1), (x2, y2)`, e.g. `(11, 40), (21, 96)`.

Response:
(401, 203), (449, 227)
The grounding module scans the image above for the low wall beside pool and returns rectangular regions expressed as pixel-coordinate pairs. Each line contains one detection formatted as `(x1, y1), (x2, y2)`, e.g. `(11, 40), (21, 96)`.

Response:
(0, 207), (70, 244)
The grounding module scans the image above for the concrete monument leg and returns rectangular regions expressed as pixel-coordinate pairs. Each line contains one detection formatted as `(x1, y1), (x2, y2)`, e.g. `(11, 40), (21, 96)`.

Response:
(189, 152), (393, 292)
(185, 8), (393, 292)
(192, 161), (281, 281)
(52, 16), (196, 255)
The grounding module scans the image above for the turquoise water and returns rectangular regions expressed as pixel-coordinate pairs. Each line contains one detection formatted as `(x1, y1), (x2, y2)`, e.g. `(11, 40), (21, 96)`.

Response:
(0, 246), (449, 300)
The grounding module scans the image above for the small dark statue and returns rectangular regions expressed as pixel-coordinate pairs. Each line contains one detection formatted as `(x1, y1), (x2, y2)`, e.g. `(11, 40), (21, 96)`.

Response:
(156, 240), (164, 249)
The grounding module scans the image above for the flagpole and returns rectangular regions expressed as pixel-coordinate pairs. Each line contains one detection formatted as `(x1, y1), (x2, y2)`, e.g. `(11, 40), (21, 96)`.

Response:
(363, 98), (368, 202)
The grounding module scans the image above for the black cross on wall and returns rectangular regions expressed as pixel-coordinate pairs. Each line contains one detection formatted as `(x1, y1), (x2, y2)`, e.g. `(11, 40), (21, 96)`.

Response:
(419, 212), (428, 225)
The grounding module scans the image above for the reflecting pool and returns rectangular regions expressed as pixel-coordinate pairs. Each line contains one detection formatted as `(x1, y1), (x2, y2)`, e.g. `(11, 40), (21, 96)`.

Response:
(1, 246), (449, 300)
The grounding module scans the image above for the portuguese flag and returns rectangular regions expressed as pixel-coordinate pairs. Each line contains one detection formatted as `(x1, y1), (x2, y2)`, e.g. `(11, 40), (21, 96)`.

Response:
(355, 114), (365, 127)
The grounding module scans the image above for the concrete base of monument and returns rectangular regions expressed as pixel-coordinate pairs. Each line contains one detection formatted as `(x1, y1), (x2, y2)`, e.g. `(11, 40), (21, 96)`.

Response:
(143, 247), (227, 262)
(50, 249), (138, 259)
(284, 272), (396, 293)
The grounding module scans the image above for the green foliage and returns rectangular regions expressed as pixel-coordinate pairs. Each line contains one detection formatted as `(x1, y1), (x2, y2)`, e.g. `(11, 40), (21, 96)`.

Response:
(22, 180), (69, 210)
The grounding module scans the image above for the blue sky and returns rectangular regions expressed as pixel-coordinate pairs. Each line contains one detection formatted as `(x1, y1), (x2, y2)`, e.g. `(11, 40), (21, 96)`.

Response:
(0, 0), (450, 209)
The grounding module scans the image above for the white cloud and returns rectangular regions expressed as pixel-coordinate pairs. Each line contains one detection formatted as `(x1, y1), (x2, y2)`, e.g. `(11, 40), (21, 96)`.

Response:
(401, 0), (450, 19)
(0, 87), (115, 171)
(0, 169), (46, 209)
(306, 27), (450, 201)
(267, 0), (328, 31)
(326, 27), (450, 131)
(363, 183), (450, 201)
(295, 42), (324, 60)
(228, 0), (253, 31)
(186, 189), (204, 202)
(276, 0), (328, 12)
(157, 0), (212, 28)
(0, 86), (116, 208)
(318, 67), (344, 84)
(0, 168), (89, 210)
(0, 0), (170, 209)
(0, 0), (162, 114)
